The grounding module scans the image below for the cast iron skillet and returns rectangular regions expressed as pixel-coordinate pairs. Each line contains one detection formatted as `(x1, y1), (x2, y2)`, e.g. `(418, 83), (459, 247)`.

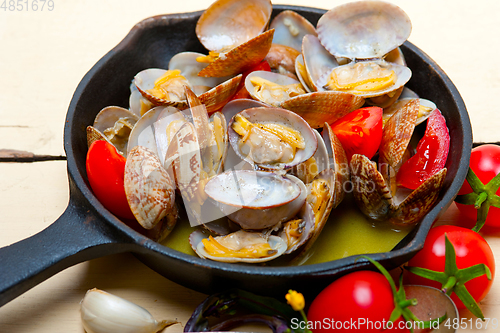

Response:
(0, 5), (472, 306)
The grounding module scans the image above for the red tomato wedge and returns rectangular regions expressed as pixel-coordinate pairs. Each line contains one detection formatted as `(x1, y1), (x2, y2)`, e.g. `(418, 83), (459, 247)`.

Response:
(230, 60), (271, 100)
(330, 106), (383, 162)
(86, 140), (135, 220)
(397, 109), (450, 189)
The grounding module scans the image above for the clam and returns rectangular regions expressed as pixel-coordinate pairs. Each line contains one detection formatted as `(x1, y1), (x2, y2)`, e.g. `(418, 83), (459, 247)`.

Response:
(134, 69), (190, 107)
(316, 1), (411, 60)
(164, 90), (229, 227)
(135, 68), (241, 113)
(127, 106), (166, 157)
(278, 202), (315, 254)
(204, 170), (306, 230)
(383, 97), (437, 127)
(320, 59), (411, 99)
(264, 44), (301, 78)
(129, 83), (154, 117)
(152, 106), (189, 167)
(124, 146), (176, 230)
(184, 86), (228, 177)
(379, 98), (420, 169)
(168, 51), (232, 95)
(228, 107), (317, 170)
(350, 97), (447, 225)
(291, 129), (329, 184)
(86, 125), (108, 148)
(133, 68), (241, 114)
(321, 123), (350, 209)
(269, 10), (317, 52)
(244, 71), (306, 107)
(280, 90), (365, 129)
(90, 106), (139, 155)
(290, 125), (349, 257)
(195, 0), (274, 77)
(296, 1), (413, 107)
(301, 34), (340, 93)
(295, 55), (314, 93)
(350, 154), (447, 225)
(264, 10), (317, 78)
(190, 229), (287, 263)
(220, 99), (270, 172)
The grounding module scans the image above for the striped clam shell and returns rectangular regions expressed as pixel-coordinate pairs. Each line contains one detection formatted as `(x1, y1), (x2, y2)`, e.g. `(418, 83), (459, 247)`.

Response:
(124, 146), (175, 230)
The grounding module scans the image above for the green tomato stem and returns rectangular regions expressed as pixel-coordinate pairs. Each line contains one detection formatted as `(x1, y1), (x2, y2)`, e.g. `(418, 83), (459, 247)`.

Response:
(398, 298), (417, 308)
(406, 235), (491, 319)
(474, 191), (488, 209)
(441, 276), (457, 295)
(456, 167), (500, 232)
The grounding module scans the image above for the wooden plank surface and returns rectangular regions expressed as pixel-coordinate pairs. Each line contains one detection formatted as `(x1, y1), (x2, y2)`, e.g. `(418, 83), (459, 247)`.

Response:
(1, 0), (500, 332)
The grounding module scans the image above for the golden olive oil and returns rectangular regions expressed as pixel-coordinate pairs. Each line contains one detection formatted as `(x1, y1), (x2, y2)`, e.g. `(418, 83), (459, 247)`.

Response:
(161, 194), (414, 265)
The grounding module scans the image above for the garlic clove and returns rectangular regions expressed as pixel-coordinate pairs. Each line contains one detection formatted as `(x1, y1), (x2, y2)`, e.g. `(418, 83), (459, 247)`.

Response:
(80, 288), (178, 333)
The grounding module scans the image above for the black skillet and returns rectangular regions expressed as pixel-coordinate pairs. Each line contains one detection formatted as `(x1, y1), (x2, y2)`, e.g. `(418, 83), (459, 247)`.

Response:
(0, 5), (472, 306)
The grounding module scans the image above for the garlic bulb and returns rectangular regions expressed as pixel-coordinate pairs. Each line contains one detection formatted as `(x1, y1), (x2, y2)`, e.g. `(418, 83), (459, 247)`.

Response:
(80, 288), (177, 333)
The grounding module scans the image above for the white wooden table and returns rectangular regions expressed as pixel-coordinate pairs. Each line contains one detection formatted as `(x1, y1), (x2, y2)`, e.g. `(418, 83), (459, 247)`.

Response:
(1, 0), (500, 332)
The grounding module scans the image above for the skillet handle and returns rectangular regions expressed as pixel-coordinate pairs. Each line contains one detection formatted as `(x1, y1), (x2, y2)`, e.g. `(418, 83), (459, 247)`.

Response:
(0, 195), (136, 307)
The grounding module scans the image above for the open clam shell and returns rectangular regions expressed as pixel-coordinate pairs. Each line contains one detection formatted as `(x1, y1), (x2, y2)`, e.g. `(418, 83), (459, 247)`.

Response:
(168, 51), (231, 95)
(316, 1), (412, 59)
(153, 106), (188, 167)
(190, 229), (287, 263)
(197, 29), (274, 78)
(228, 107), (318, 170)
(220, 99), (269, 172)
(198, 75), (242, 115)
(124, 146), (176, 230)
(134, 68), (241, 114)
(390, 168), (447, 225)
(129, 82), (154, 117)
(195, 0), (272, 52)
(264, 44), (301, 77)
(92, 106), (139, 155)
(279, 202), (315, 254)
(302, 34), (340, 92)
(379, 98), (419, 169)
(244, 70), (306, 107)
(321, 123), (349, 208)
(383, 97), (437, 127)
(319, 59), (412, 99)
(195, 0), (273, 78)
(204, 170), (306, 230)
(134, 68), (190, 108)
(295, 54), (314, 93)
(350, 154), (395, 221)
(86, 126), (114, 150)
(127, 106), (164, 157)
(270, 10), (317, 52)
(93, 106), (139, 132)
(350, 154), (448, 225)
(281, 90), (365, 129)
(185, 86), (228, 177)
(291, 129), (329, 184)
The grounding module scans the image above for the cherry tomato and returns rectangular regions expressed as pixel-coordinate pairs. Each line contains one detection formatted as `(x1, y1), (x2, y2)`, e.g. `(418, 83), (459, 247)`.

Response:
(329, 106), (383, 162)
(86, 140), (135, 220)
(230, 60), (271, 100)
(406, 225), (495, 310)
(456, 144), (500, 228)
(397, 109), (450, 189)
(307, 271), (407, 332)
